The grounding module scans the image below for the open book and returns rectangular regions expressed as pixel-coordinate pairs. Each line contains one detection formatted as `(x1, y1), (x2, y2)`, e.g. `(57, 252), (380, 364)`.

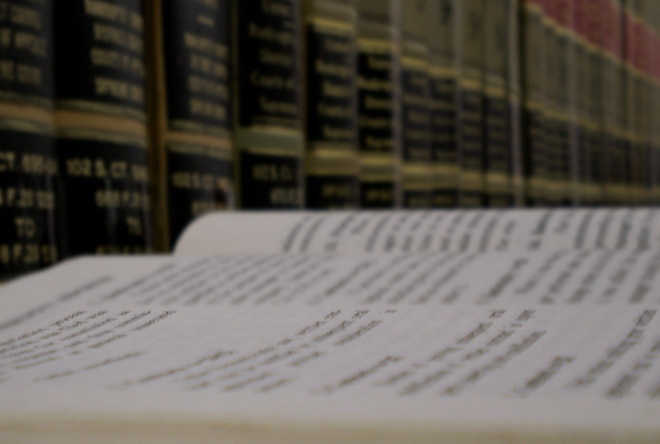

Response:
(1, 209), (660, 443)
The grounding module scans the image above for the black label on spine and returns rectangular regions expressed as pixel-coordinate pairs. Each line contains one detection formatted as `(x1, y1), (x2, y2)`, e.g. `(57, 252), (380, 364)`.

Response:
(360, 182), (394, 208)
(589, 130), (604, 197)
(0, 130), (59, 279)
(305, 22), (358, 209)
(357, 47), (395, 208)
(430, 74), (458, 207)
(167, 146), (231, 245)
(307, 175), (359, 209)
(54, 0), (145, 114)
(543, 117), (559, 205)
(357, 50), (393, 154)
(0, 0), (54, 103)
(403, 190), (432, 209)
(59, 139), (151, 255)
(236, 0), (301, 129)
(458, 89), (483, 176)
(402, 67), (431, 162)
(522, 108), (546, 206)
(239, 151), (301, 208)
(606, 133), (626, 195)
(484, 94), (510, 199)
(558, 120), (572, 205)
(0, 1), (58, 279)
(162, 0), (231, 130)
(306, 24), (356, 146)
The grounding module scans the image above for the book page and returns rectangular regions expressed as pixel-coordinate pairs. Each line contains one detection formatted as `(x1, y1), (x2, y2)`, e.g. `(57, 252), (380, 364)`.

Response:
(175, 208), (660, 255)
(1, 258), (659, 441)
(4, 248), (658, 326)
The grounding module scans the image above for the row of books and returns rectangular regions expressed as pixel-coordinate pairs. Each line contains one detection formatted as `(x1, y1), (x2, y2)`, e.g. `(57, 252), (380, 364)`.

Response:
(1, 0), (659, 280)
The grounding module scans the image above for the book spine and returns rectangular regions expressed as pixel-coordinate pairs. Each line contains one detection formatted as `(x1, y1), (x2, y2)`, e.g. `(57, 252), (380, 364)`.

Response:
(147, 0), (233, 251)
(566, 0), (581, 205)
(483, 0), (513, 207)
(574, 0), (592, 204)
(602, 0), (627, 205)
(520, 0), (547, 206)
(621, 0), (633, 205)
(303, 0), (359, 209)
(541, 0), (560, 206)
(400, 0), (433, 208)
(356, 0), (399, 208)
(0, 0), (59, 279)
(589, 0), (606, 205)
(637, 0), (651, 206)
(652, 2), (660, 205)
(232, 0), (304, 209)
(428, 0), (459, 208)
(507, 0), (525, 206)
(54, 0), (151, 255)
(557, 0), (577, 206)
(455, 0), (485, 207)
(641, 3), (655, 205)
(625, 0), (647, 205)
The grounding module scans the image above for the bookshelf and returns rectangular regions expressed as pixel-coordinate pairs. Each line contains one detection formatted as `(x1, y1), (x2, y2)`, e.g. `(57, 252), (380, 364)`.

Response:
(1, 0), (659, 281)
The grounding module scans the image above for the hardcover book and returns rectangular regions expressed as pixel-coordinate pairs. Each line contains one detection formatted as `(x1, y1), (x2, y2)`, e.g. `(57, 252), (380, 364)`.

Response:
(302, 0), (360, 209)
(428, 0), (460, 208)
(0, 0), (59, 280)
(54, 0), (152, 255)
(400, 0), (433, 208)
(455, 0), (486, 207)
(146, 0), (234, 251)
(232, 0), (305, 209)
(356, 0), (399, 208)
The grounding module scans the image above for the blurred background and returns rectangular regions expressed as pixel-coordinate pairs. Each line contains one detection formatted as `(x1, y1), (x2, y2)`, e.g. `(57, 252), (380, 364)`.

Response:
(0, 0), (657, 281)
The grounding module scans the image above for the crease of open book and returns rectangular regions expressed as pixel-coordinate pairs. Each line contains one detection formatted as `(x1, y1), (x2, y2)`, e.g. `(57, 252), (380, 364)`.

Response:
(1, 413), (659, 444)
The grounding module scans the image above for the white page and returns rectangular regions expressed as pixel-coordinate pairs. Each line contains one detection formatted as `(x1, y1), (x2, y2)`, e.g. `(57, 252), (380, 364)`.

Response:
(5, 250), (660, 332)
(3, 246), (660, 441)
(1, 274), (659, 441)
(3, 250), (659, 326)
(175, 208), (660, 255)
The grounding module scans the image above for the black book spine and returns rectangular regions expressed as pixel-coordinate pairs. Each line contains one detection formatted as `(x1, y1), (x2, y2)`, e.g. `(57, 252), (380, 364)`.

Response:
(602, 0), (627, 205)
(356, 0), (399, 208)
(148, 0), (233, 250)
(232, 0), (304, 209)
(400, 0), (433, 208)
(545, 0), (574, 206)
(520, 0), (548, 206)
(507, 0), (525, 206)
(455, 0), (485, 207)
(0, 0), (59, 279)
(54, 0), (151, 255)
(428, 0), (460, 208)
(483, 0), (513, 207)
(303, 0), (359, 209)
